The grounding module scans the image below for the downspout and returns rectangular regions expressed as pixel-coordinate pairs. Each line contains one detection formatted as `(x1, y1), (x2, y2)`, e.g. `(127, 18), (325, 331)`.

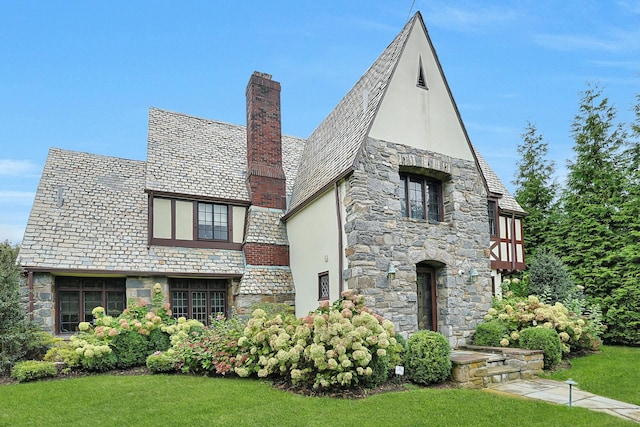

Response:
(334, 182), (344, 294)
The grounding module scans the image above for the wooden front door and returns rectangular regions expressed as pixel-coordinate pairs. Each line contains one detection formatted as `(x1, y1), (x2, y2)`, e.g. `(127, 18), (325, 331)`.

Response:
(417, 266), (437, 331)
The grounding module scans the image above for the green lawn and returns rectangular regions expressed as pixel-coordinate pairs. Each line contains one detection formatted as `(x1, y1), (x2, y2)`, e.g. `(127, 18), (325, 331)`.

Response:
(545, 345), (640, 406)
(0, 374), (634, 426)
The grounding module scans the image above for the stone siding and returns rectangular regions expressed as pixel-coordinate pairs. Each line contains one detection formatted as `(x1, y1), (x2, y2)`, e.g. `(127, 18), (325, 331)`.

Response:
(342, 137), (491, 347)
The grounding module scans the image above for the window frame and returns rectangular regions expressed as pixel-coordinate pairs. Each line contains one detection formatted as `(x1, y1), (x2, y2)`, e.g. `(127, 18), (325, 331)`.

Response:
(169, 278), (228, 325)
(318, 272), (330, 301)
(488, 199), (498, 236)
(197, 202), (229, 241)
(56, 277), (126, 334)
(148, 193), (244, 250)
(399, 173), (443, 222)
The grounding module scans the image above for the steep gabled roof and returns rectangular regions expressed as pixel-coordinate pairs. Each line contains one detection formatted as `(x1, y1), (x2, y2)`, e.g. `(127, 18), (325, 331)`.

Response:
(146, 108), (305, 201)
(287, 14), (417, 214)
(288, 12), (525, 216)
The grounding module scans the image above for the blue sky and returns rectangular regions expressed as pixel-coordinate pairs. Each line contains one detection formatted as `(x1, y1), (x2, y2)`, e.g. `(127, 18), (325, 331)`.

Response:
(1, 1), (639, 243)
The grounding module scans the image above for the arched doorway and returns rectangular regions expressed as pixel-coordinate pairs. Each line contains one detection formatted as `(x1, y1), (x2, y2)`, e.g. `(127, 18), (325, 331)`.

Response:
(417, 263), (437, 331)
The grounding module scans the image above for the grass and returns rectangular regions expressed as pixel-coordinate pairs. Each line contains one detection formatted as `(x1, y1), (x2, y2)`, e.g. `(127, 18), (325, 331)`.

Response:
(545, 345), (640, 405)
(0, 374), (635, 426)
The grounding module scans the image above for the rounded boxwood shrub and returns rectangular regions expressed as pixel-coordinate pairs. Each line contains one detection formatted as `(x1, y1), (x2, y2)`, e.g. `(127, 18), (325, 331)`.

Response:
(11, 360), (57, 383)
(405, 331), (451, 385)
(473, 320), (509, 347)
(519, 327), (562, 369)
(111, 330), (151, 369)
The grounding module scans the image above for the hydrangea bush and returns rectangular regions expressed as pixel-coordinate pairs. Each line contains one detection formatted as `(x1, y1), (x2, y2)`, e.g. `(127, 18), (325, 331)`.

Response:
(479, 294), (604, 354)
(69, 283), (175, 371)
(234, 290), (399, 390)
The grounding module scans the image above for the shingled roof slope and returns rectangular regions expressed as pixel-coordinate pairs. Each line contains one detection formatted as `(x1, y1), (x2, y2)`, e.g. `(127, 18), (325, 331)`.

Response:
(287, 14), (417, 213)
(18, 148), (245, 274)
(474, 148), (526, 214)
(146, 108), (305, 201)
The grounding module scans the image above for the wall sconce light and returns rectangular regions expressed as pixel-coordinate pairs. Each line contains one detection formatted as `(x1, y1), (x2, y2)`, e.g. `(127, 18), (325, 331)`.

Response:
(470, 268), (479, 281)
(387, 263), (396, 280)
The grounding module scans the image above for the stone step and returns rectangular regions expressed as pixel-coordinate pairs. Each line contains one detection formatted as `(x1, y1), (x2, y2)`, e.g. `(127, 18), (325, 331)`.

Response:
(486, 365), (522, 384)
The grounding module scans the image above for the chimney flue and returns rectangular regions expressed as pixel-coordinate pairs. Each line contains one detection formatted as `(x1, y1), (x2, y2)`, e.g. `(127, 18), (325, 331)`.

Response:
(246, 71), (286, 210)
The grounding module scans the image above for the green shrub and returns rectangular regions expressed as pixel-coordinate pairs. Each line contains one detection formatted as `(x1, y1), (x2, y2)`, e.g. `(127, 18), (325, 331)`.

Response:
(527, 249), (575, 304)
(360, 352), (389, 388)
(405, 331), (451, 385)
(10, 360), (57, 383)
(148, 328), (171, 352)
(474, 320), (509, 347)
(44, 342), (81, 368)
(111, 329), (152, 369)
(146, 350), (179, 373)
(519, 327), (562, 369)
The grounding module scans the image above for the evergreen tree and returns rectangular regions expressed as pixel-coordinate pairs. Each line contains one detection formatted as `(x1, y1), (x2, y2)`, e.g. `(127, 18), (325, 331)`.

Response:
(555, 84), (627, 296)
(513, 123), (559, 257)
(0, 241), (43, 372)
(601, 94), (640, 344)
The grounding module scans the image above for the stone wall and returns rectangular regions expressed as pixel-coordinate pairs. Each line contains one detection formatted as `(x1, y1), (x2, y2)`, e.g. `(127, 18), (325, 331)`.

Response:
(342, 137), (492, 347)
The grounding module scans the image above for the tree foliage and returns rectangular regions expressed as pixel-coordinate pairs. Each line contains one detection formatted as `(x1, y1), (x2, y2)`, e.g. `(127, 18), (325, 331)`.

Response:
(515, 84), (640, 344)
(527, 248), (575, 304)
(513, 123), (559, 257)
(0, 241), (45, 372)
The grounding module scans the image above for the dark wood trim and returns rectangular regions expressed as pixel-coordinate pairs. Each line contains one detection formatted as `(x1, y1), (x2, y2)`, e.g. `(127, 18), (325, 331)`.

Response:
(488, 198), (499, 237)
(145, 189), (250, 207)
(147, 193), (153, 247)
(399, 173), (444, 222)
(334, 183), (344, 295)
(150, 237), (242, 250)
(22, 268), (242, 278)
(416, 264), (437, 332)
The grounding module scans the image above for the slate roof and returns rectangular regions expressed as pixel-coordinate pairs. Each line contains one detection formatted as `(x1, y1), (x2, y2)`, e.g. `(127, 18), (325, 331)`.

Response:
(474, 148), (526, 214)
(288, 12), (524, 216)
(287, 11), (415, 213)
(146, 108), (305, 201)
(18, 148), (241, 275)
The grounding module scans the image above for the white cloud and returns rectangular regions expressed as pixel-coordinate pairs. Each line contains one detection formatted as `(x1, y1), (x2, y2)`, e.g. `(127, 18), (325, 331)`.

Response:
(0, 159), (39, 176)
(0, 191), (36, 204)
(534, 27), (640, 53)
(421, 2), (520, 32)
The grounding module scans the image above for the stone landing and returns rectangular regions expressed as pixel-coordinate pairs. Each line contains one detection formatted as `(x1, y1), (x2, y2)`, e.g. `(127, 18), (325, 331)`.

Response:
(450, 345), (544, 389)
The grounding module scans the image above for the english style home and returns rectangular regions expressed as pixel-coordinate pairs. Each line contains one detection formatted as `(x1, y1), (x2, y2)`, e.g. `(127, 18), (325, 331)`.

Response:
(19, 13), (525, 346)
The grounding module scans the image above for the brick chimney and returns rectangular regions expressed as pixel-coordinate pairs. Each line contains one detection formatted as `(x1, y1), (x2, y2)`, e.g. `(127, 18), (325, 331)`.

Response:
(246, 71), (287, 210)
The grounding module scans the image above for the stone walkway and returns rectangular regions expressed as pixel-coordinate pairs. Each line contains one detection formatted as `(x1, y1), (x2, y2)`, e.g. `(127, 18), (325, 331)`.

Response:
(488, 379), (640, 423)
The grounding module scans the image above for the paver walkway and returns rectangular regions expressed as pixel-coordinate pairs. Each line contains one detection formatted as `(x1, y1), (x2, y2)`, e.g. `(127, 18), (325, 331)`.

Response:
(488, 379), (640, 423)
